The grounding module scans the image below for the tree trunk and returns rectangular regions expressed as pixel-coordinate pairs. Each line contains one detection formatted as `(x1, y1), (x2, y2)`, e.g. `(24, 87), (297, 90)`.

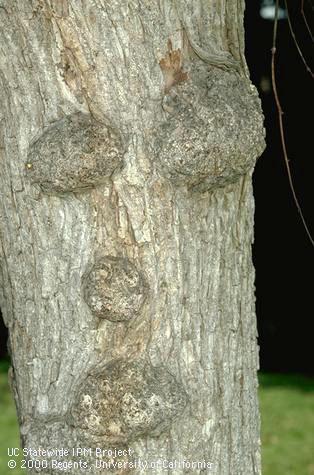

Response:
(0, 1), (265, 474)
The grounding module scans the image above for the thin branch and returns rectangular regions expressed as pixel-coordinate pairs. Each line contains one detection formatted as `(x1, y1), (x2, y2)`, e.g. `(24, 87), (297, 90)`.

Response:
(271, 0), (314, 246)
(301, 0), (314, 42)
(285, 0), (314, 77)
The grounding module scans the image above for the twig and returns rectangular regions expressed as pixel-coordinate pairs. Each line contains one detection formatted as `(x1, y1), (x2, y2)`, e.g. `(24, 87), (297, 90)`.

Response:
(301, 0), (314, 42)
(285, 0), (314, 77)
(271, 0), (314, 246)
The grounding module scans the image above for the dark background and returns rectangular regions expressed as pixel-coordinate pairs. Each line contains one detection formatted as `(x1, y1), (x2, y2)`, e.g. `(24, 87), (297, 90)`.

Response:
(245, 0), (313, 374)
(0, 1), (313, 374)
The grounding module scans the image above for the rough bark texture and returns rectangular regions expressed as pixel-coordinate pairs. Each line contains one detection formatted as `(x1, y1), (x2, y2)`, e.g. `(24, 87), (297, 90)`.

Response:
(0, 1), (265, 474)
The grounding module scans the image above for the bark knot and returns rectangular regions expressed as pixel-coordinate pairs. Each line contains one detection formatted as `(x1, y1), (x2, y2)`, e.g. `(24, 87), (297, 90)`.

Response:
(82, 256), (148, 323)
(154, 69), (265, 191)
(25, 112), (125, 194)
(70, 359), (187, 443)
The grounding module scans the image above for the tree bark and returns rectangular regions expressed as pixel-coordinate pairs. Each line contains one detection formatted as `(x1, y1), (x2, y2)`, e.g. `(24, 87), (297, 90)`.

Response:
(0, 1), (265, 474)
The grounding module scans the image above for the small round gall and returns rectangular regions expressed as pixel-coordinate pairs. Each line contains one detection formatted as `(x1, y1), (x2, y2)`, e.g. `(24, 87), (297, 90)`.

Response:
(82, 256), (147, 322)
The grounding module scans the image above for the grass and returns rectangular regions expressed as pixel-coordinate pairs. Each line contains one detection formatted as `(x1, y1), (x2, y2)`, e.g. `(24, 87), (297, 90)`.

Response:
(0, 362), (313, 474)
(259, 373), (314, 475)
(0, 359), (23, 475)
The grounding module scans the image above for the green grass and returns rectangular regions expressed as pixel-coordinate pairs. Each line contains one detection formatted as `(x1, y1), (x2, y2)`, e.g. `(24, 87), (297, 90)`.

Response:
(0, 364), (313, 474)
(259, 373), (314, 475)
(0, 360), (23, 475)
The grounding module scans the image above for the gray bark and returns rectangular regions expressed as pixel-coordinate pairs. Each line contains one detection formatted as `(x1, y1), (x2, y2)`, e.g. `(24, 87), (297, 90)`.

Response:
(0, 1), (265, 474)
